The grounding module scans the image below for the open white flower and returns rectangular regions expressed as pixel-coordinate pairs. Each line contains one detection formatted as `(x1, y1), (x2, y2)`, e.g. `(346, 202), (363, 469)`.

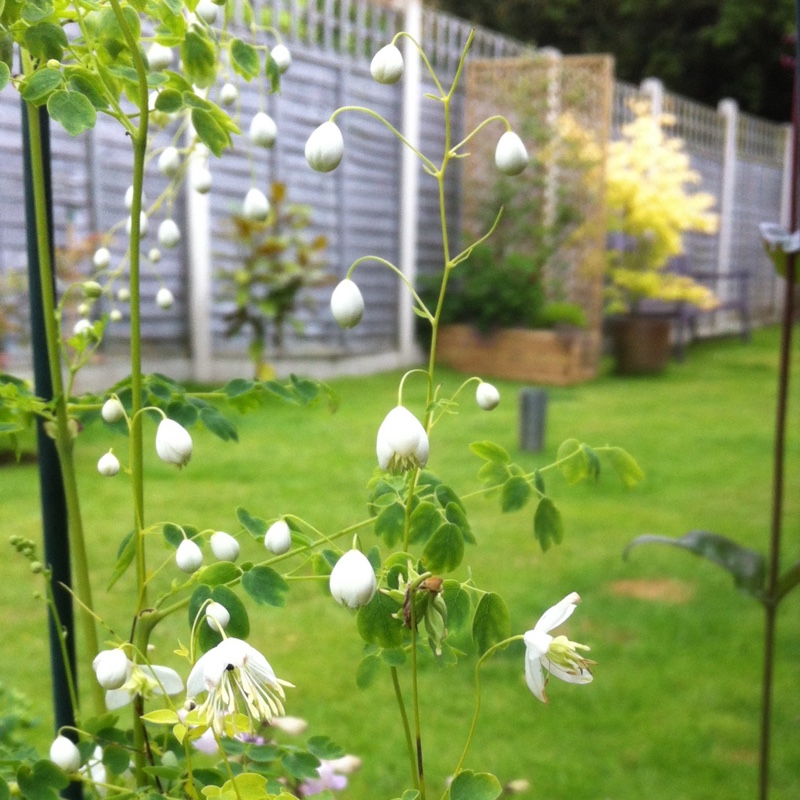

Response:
(92, 648), (131, 690)
(186, 637), (291, 735)
(104, 662), (184, 710)
(330, 279), (364, 328)
(264, 519), (292, 555)
(305, 121), (344, 173)
(523, 592), (593, 703)
(50, 735), (81, 772)
(329, 549), (376, 609)
(376, 406), (429, 473)
(475, 382), (500, 411)
(495, 131), (529, 176)
(271, 43), (292, 73)
(155, 418), (193, 467)
(370, 43), (404, 84)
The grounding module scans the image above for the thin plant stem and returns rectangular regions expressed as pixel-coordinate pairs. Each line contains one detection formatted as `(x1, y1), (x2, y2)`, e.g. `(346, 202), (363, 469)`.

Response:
(391, 666), (419, 790)
(409, 596), (426, 800)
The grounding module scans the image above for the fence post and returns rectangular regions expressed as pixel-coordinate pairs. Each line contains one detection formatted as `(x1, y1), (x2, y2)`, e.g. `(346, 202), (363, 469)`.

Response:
(640, 77), (664, 118)
(398, 0), (422, 360)
(542, 48), (562, 232)
(717, 98), (739, 279)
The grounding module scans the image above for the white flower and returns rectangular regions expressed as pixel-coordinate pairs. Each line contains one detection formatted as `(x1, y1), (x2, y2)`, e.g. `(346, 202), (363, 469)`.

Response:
(124, 185), (147, 211)
(147, 42), (173, 71)
(81, 746), (107, 796)
(155, 418), (193, 467)
(101, 398), (125, 423)
(376, 406), (429, 474)
(495, 131), (529, 176)
(158, 219), (181, 249)
(206, 602), (230, 631)
(523, 592), (594, 703)
(327, 754), (362, 775)
(264, 519), (292, 555)
(93, 247), (111, 269)
(330, 279), (364, 329)
(271, 43), (292, 73)
(270, 715), (308, 735)
(73, 318), (93, 337)
(158, 146), (181, 177)
(210, 531), (240, 562)
(249, 112), (278, 148)
(50, 735), (81, 772)
(192, 167), (213, 194)
(77, 303), (90, 316)
(92, 649), (131, 690)
(109, 309), (123, 323)
(104, 663), (184, 710)
(97, 451), (120, 477)
(329, 549), (377, 609)
(195, 0), (218, 24)
(117, 287), (130, 302)
(156, 287), (175, 309)
(370, 43), (404, 84)
(149, 247), (162, 263)
(305, 121), (344, 173)
(243, 187), (270, 222)
(176, 539), (203, 573)
(126, 211), (148, 237)
(476, 382), (500, 411)
(220, 82), (238, 106)
(186, 637), (291, 735)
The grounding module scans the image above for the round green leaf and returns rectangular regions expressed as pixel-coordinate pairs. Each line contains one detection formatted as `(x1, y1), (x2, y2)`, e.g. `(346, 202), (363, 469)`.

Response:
(21, 67), (64, 106)
(241, 564), (289, 607)
(357, 592), (404, 649)
(450, 770), (503, 800)
(47, 90), (96, 135)
(422, 522), (464, 574)
(472, 592), (510, 656)
(23, 23), (67, 62)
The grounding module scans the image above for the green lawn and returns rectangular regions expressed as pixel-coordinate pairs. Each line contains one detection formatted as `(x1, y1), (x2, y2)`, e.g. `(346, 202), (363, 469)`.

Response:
(1, 327), (798, 800)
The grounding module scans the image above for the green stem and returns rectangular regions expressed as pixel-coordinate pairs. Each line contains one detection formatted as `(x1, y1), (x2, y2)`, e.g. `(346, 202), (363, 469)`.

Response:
(391, 666), (418, 790)
(409, 595), (426, 800)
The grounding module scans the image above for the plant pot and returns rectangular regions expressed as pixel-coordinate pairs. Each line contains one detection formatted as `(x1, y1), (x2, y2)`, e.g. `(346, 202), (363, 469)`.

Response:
(611, 314), (672, 375)
(435, 324), (598, 386)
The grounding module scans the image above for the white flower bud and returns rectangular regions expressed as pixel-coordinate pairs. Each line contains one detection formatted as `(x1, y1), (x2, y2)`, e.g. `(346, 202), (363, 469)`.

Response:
(195, 0), (218, 24)
(158, 219), (181, 249)
(176, 538), (203, 573)
(149, 247), (162, 263)
(249, 112), (278, 148)
(206, 601), (230, 630)
(271, 43), (292, 73)
(370, 44), (404, 84)
(155, 418), (193, 467)
(158, 146), (181, 177)
(147, 42), (173, 72)
(192, 167), (213, 194)
(92, 649), (130, 690)
(210, 531), (240, 562)
(126, 211), (148, 237)
(124, 185), (147, 211)
(270, 716), (308, 735)
(102, 398), (125, 423)
(50, 736), (81, 773)
(97, 451), (120, 477)
(328, 754), (362, 775)
(156, 287), (175, 309)
(83, 281), (103, 299)
(495, 131), (528, 176)
(77, 303), (90, 316)
(329, 549), (377, 609)
(93, 247), (111, 269)
(330, 279), (364, 329)
(73, 318), (93, 337)
(264, 519), (292, 555)
(475, 382), (500, 411)
(243, 187), (270, 222)
(305, 121), (344, 173)
(117, 287), (130, 302)
(109, 308), (123, 323)
(220, 82), (238, 106)
(376, 406), (429, 474)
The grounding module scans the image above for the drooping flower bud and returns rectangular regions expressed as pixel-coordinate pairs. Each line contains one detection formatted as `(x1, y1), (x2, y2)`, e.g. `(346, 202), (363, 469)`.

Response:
(210, 531), (240, 562)
(92, 648), (130, 690)
(50, 735), (81, 773)
(156, 287), (174, 310)
(158, 219), (181, 248)
(271, 43), (292, 73)
(329, 549), (377, 609)
(73, 318), (93, 337)
(220, 82), (238, 106)
(158, 146), (181, 177)
(330, 279), (364, 329)
(126, 211), (148, 237)
(305, 121), (344, 173)
(77, 303), (90, 317)
(124, 185), (148, 211)
(102, 398), (125, 423)
(475, 382), (500, 410)
(271, 716), (308, 735)
(147, 42), (173, 72)
(155, 418), (193, 467)
(264, 519), (292, 555)
(176, 538), (203, 573)
(93, 247), (111, 269)
(376, 406), (429, 474)
(495, 131), (528, 176)
(192, 167), (213, 194)
(195, 0), (218, 24)
(206, 601), (230, 630)
(249, 112), (278, 148)
(149, 248), (162, 263)
(97, 451), (120, 477)
(370, 44), (404, 84)
(243, 187), (270, 222)
(109, 309), (123, 323)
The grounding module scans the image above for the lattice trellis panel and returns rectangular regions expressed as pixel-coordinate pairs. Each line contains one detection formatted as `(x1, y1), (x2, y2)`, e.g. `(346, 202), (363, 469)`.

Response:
(462, 54), (613, 375)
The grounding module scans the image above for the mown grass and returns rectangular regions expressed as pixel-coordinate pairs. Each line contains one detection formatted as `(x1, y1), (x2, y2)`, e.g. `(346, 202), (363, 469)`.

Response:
(1, 326), (798, 800)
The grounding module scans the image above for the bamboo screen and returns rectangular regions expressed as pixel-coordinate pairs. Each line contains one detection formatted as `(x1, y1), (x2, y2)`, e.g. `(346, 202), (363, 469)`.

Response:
(463, 54), (613, 372)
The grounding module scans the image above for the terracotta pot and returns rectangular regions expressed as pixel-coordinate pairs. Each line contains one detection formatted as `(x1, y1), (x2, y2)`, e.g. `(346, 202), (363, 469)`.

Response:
(611, 314), (672, 375)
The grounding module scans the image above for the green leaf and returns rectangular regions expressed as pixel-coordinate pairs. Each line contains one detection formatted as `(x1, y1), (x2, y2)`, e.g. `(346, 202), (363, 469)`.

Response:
(469, 440), (510, 463)
(624, 530), (766, 597)
(477, 460), (509, 490)
(581, 443), (600, 481)
(777, 560), (800, 602)
(243, 744), (279, 763)
(307, 736), (345, 761)
(556, 438), (588, 484)
(236, 506), (268, 538)
(101, 743), (130, 775)
(0, 776), (10, 800)
(155, 88), (183, 113)
(224, 378), (255, 398)
(604, 446), (645, 488)
(533, 469), (545, 495)
(0, 62), (9, 92)
(375, 501), (406, 546)
(107, 530), (135, 590)
(47, 90), (96, 135)
(242, 565), (289, 606)
(281, 751), (321, 780)
(444, 501), (475, 544)
(21, 0), (53, 23)
(141, 709), (181, 725)
(450, 770), (503, 800)
(191, 107), (231, 157)
(422, 523), (464, 573)
(191, 584), (250, 651)
(21, 67), (63, 105)
(533, 497), (563, 551)
(442, 580), (471, 633)
(230, 38), (260, 80)
(472, 592), (510, 656)
(181, 28), (216, 88)
(355, 653), (381, 689)
(23, 22), (67, 62)
(435, 484), (465, 512)
(357, 592), (403, 648)
(501, 475), (532, 513)
(67, 68), (109, 109)
(17, 760), (68, 800)
(408, 501), (441, 545)
(197, 561), (242, 587)
(200, 405), (238, 442)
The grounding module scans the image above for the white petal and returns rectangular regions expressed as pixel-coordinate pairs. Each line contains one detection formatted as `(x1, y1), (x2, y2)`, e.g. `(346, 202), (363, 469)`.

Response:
(545, 659), (594, 686)
(186, 652), (211, 697)
(145, 664), (184, 696)
(523, 629), (551, 659)
(105, 689), (132, 710)
(534, 592), (580, 635)
(524, 650), (547, 702)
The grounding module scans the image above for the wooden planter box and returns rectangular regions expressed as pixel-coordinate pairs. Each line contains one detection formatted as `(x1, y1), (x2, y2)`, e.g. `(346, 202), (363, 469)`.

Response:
(435, 324), (598, 386)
